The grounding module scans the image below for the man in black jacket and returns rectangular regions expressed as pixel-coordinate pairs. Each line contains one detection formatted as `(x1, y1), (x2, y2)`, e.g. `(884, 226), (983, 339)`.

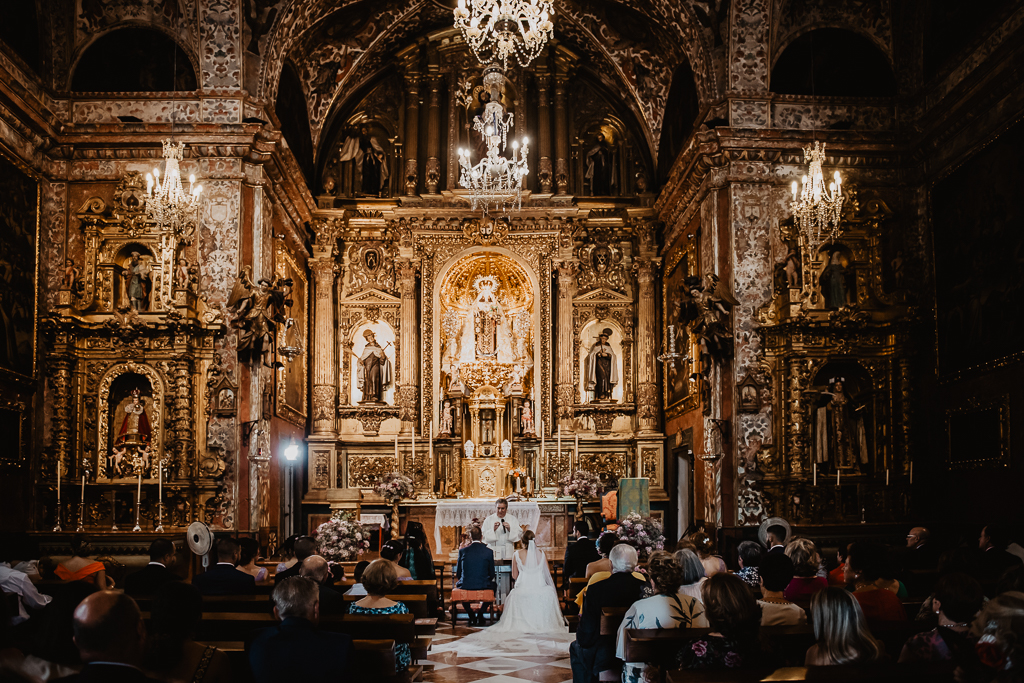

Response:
(248, 577), (353, 683)
(455, 525), (497, 625)
(274, 536), (317, 584)
(564, 521), (599, 589)
(299, 555), (346, 615)
(53, 591), (160, 682)
(570, 543), (645, 683)
(191, 538), (256, 595)
(123, 539), (179, 597)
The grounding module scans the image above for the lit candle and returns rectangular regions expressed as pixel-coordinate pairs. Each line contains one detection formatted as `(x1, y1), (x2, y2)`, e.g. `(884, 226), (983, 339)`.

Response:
(813, 462), (817, 487)
(526, 476), (532, 495)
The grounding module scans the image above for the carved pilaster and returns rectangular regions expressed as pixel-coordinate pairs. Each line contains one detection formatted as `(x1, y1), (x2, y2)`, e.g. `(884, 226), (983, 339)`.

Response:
(310, 219), (341, 437)
(787, 358), (807, 476)
(555, 260), (576, 425)
(425, 72), (442, 195)
(403, 69), (421, 197)
(398, 258), (419, 430)
(49, 356), (74, 479)
(536, 72), (553, 194)
(634, 257), (660, 433)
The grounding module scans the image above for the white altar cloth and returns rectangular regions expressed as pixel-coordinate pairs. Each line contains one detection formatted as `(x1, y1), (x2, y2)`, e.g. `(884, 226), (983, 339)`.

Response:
(433, 499), (541, 551)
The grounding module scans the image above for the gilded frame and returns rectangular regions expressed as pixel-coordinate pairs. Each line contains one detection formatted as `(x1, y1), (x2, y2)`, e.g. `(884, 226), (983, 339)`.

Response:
(945, 394), (1010, 471)
(0, 147), (40, 381)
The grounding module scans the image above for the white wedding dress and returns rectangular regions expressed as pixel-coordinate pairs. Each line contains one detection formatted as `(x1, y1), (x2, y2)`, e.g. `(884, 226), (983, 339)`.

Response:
(488, 541), (568, 633)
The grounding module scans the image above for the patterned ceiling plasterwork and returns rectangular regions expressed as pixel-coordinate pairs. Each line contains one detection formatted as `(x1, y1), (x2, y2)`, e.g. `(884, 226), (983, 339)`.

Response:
(770, 0), (893, 67)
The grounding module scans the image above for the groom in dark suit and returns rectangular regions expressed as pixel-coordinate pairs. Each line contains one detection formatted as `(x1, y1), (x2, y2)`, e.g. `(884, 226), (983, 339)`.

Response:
(456, 526), (496, 625)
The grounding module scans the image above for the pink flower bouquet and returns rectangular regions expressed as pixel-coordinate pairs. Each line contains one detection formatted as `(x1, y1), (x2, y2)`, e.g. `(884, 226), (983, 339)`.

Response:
(558, 470), (602, 501)
(315, 512), (370, 562)
(374, 471), (415, 504)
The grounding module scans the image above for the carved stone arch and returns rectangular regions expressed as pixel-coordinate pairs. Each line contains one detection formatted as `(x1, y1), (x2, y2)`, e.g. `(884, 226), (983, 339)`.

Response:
(96, 362), (168, 479)
(67, 22), (201, 91)
(771, 23), (893, 70)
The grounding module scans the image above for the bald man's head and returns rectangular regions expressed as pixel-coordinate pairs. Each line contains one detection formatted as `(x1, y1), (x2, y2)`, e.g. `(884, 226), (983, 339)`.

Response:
(72, 591), (145, 664)
(300, 555), (330, 584)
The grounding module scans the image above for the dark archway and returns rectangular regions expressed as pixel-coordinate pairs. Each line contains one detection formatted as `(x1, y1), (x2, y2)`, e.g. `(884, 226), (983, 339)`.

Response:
(0, 1), (41, 75)
(657, 60), (700, 186)
(771, 29), (895, 98)
(275, 62), (315, 191)
(71, 28), (197, 92)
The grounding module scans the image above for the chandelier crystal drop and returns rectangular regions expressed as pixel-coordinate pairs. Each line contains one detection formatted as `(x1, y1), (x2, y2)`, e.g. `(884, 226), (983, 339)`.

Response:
(791, 141), (844, 252)
(146, 139), (203, 237)
(453, 0), (554, 69)
(458, 67), (530, 213)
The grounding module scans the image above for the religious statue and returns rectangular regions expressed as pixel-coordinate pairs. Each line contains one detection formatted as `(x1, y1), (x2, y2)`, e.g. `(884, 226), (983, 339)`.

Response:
(465, 440), (475, 458)
(116, 388), (152, 448)
(585, 328), (619, 402)
(438, 400), (454, 436)
(585, 132), (616, 196)
(356, 329), (392, 404)
(481, 411), (495, 444)
(678, 274), (738, 375)
(783, 248), (801, 288)
(820, 251), (849, 309)
(814, 377), (868, 470)
(227, 266), (294, 368)
(63, 258), (80, 291)
(336, 126), (389, 197)
(521, 400), (535, 435)
(123, 252), (152, 311)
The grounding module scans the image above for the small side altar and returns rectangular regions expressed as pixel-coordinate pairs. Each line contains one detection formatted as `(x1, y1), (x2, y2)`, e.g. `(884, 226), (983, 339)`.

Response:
(432, 498), (542, 550)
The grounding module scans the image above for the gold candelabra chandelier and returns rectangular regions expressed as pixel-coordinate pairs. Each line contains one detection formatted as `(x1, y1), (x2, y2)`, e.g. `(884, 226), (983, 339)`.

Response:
(146, 139), (203, 237)
(453, 0), (554, 69)
(791, 141), (844, 252)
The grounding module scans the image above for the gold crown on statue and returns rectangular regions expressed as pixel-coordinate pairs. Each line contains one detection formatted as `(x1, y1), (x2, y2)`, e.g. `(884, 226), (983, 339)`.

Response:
(161, 139), (185, 161)
(130, 387), (142, 398)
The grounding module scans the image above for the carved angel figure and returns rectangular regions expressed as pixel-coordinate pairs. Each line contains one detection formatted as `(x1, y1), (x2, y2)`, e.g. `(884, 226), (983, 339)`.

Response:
(227, 266), (294, 368)
(678, 274), (738, 375)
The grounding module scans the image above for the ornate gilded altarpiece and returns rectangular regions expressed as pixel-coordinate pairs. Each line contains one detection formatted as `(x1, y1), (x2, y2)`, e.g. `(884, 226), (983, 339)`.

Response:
(40, 173), (229, 531)
(752, 194), (915, 524)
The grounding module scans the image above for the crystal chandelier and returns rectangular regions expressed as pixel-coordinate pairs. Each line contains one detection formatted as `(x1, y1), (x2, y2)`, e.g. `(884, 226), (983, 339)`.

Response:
(457, 67), (529, 212)
(146, 139), (203, 238)
(453, 0), (554, 69)
(791, 141), (843, 252)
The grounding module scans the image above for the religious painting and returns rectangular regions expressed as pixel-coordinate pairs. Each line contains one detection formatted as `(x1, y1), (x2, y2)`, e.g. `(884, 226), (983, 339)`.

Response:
(933, 118), (1024, 377)
(276, 246), (307, 425)
(104, 372), (157, 481)
(578, 320), (623, 404)
(810, 362), (873, 472)
(349, 322), (396, 405)
(0, 153), (38, 378)
(664, 246), (695, 413)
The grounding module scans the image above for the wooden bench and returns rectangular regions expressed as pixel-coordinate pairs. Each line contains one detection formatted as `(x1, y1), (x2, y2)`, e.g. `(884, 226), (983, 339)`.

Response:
(343, 593), (429, 618)
(201, 638), (411, 683)
(598, 606), (630, 682)
(331, 614), (432, 663)
(624, 626), (816, 669)
(667, 663), (954, 683)
(391, 580), (440, 614)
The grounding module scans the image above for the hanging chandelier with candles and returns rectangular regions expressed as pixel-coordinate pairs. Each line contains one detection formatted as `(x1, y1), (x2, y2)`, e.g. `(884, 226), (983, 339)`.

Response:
(453, 0), (554, 69)
(790, 141), (843, 253)
(457, 67), (530, 212)
(146, 139), (203, 239)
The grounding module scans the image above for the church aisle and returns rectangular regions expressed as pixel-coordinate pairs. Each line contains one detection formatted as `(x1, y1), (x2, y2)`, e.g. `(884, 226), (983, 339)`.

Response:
(418, 620), (574, 682)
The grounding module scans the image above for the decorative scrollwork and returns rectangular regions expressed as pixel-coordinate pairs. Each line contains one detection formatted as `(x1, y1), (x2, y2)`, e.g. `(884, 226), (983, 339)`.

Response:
(349, 455), (399, 488)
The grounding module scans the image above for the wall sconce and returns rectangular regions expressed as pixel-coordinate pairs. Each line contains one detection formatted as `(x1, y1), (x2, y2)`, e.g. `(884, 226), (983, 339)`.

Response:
(283, 438), (302, 462)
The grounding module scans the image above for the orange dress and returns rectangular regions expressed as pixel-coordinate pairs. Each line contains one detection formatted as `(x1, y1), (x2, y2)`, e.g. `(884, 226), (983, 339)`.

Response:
(55, 561), (105, 583)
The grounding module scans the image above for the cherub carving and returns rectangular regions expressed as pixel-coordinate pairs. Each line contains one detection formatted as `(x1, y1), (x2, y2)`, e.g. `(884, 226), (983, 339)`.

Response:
(227, 266), (294, 368)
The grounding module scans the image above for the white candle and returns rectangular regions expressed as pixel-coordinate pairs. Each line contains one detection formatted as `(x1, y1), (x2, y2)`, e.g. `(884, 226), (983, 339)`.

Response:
(886, 468), (890, 487)
(412, 425), (415, 463)
(813, 462), (817, 487)
(56, 460), (61, 503)
(574, 433), (579, 473)
(429, 423), (434, 466)
(836, 468), (840, 486)
(637, 450), (642, 477)
(539, 418), (545, 484)
(81, 474), (86, 505)
(137, 471), (142, 507)
(910, 461), (913, 484)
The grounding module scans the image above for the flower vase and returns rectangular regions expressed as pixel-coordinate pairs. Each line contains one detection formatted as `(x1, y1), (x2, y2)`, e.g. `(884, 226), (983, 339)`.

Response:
(575, 498), (584, 521)
(391, 500), (400, 540)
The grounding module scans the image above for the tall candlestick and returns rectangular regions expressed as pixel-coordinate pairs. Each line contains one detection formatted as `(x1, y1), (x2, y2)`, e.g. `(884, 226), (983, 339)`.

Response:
(836, 468), (840, 486)
(574, 433), (579, 473)
(558, 425), (562, 478)
(886, 468), (890, 487)
(53, 460), (62, 532)
(813, 462), (817, 487)
(156, 460), (164, 533)
(133, 470), (143, 532)
(909, 461), (913, 485)
(540, 418), (545, 485)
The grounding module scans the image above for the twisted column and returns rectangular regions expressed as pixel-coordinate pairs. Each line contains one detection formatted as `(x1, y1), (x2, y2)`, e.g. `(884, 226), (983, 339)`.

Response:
(555, 260), (576, 427)
(634, 258), (659, 433)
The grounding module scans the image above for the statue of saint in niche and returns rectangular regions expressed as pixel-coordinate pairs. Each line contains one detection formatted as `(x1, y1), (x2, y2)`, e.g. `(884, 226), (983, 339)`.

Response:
(116, 388), (152, 447)
(439, 400), (454, 436)
(585, 328), (618, 402)
(357, 329), (392, 404)
(481, 410), (495, 445)
(820, 251), (849, 309)
(520, 400), (535, 435)
(109, 387), (154, 478)
(814, 377), (868, 470)
(585, 133), (616, 196)
(123, 252), (152, 311)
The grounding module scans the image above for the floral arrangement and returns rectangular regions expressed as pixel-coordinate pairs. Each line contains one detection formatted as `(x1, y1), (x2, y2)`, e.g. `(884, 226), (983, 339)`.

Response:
(315, 512), (370, 562)
(613, 512), (665, 560)
(558, 470), (602, 500)
(374, 471), (415, 504)
(508, 467), (528, 479)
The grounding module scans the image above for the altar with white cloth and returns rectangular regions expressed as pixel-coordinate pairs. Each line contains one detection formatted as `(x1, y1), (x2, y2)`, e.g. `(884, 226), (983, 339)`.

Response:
(432, 499), (541, 553)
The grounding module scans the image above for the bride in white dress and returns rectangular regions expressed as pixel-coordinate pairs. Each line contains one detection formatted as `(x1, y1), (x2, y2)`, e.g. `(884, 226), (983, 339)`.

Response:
(489, 531), (567, 633)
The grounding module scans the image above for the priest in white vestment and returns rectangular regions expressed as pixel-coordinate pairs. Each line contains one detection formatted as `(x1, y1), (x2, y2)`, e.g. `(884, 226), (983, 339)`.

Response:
(482, 498), (522, 604)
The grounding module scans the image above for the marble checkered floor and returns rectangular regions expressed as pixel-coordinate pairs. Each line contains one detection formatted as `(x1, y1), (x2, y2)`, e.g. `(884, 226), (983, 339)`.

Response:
(417, 620), (575, 682)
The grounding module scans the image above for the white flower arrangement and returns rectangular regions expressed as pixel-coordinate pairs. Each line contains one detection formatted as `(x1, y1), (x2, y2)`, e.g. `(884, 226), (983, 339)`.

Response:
(315, 512), (371, 562)
(558, 470), (602, 501)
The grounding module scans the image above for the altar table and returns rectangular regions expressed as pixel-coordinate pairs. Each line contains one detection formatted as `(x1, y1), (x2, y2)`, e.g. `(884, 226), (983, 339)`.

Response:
(432, 499), (542, 551)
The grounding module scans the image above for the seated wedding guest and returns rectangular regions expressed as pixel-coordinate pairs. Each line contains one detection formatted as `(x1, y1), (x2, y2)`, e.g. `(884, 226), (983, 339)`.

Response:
(735, 541), (763, 589)
(969, 590), (1024, 680)
(617, 550), (708, 682)
(400, 521), (436, 580)
(455, 527), (496, 626)
(564, 521), (600, 589)
(979, 525), (1024, 588)
(805, 587), (883, 666)
(915, 547), (984, 623)
(577, 538), (646, 610)
(784, 538), (828, 602)
(571, 544), (646, 683)
(143, 582), (231, 683)
(676, 573), (762, 670)
(899, 572), (983, 665)
(273, 536), (316, 584)
(758, 553), (807, 626)
(21, 582), (95, 680)
(601, 482), (618, 531)
(766, 525), (788, 555)
(845, 542), (907, 626)
(0, 549), (51, 625)
(829, 544), (849, 587)
(55, 536), (112, 591)
(53, 591), (157, 683)
(691, 530), (727, 577)
(905, 526), (940, 572)
(877, 555), (909, 598)
(676, 548), (708, 603)
(349, 560), (411, 672)
(379, 541), (412, 580)
(236, 537), (267, 583)
(585, 533), (617, 579)
(191, 538), (256, 596)
(299, 556), (345, 616)
(274, 535), (299, 575)
(344, 560), (371, 597)
(248, 577), (353, 683)
(123, 540), (179, 597)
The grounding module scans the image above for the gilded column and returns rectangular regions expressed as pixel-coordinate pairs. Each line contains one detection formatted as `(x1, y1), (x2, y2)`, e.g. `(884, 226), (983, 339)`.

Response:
(403, 68), (421, 197)
(49, 356), (74, 480)
(424, 71), (442, 195)
(309, 223), (339, 437)
(396, 259), (419, 430)
(554, 260), (576, 428)
(634, 257), (660, 433)
(786, 358), (807, 476)
(553, 75), (570, 195)
(536, 72), (553, 194)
